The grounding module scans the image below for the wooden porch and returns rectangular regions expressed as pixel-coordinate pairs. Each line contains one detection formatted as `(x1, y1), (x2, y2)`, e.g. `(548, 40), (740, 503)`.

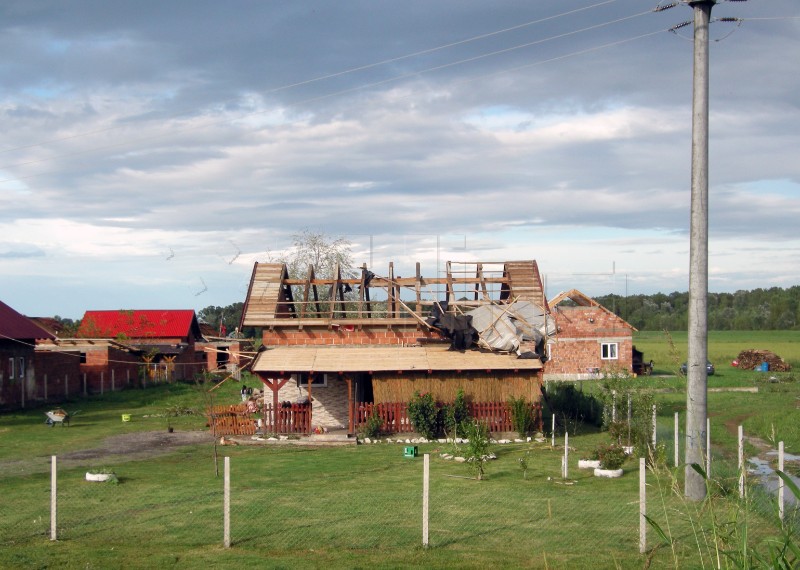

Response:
(207, 402), (311, 436)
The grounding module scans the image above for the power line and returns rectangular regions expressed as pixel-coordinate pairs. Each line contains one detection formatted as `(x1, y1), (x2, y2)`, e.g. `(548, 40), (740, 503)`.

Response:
(0, 7), (662, 186)
(0, 0), (622, 158)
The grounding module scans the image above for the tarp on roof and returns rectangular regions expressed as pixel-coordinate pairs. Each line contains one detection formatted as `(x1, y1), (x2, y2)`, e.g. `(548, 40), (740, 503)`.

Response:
(467, 301), (555, 353)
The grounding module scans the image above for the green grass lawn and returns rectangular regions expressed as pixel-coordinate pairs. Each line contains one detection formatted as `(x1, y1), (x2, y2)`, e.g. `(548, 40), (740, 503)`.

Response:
(1, 332), (798, 569)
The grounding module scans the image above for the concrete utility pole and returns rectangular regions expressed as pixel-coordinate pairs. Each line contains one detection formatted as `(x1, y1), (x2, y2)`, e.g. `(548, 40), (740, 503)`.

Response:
(685, 0), (714, 501)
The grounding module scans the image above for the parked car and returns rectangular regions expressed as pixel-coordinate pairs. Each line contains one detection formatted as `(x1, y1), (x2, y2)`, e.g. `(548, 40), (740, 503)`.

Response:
(680, 361), (715, 376)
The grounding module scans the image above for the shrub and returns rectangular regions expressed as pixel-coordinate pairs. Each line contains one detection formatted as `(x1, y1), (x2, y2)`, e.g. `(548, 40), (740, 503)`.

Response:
(463, 419), (491, 480)
(508, 396), (535, 439)
(407, 392), (439, 440)
(361, 412), (383, 439)
(595, 443), (627, 470)
(542, 382), (603, 433)
(442, 388), (470, 437)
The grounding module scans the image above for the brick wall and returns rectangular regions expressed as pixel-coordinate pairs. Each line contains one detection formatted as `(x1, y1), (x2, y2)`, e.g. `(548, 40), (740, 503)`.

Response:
(544, 306), (633, 381)
(261, 325), (431, 347)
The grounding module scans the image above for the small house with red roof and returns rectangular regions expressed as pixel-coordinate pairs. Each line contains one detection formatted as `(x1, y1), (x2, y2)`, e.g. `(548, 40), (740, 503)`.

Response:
(544, 289), (637, 381)
(76, 310), (206, 382)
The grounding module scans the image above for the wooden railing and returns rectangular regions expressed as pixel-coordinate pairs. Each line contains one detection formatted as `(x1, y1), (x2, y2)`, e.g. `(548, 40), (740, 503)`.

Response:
(354, 401), (542, 435)
(207, 402), (312, 436)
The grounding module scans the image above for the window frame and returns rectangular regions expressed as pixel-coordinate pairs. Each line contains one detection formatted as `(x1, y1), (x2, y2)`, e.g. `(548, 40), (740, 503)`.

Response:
(295, 373), (328, 388)
(601, 342), (619, 360)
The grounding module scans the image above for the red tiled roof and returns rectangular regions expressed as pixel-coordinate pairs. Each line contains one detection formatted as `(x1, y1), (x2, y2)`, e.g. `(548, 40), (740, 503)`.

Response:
(77, 310), (200, 340)
(0, 300), (56, 341)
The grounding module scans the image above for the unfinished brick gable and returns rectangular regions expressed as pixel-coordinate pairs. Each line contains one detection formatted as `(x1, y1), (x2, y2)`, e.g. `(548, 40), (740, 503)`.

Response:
(544, 306), (634, 380)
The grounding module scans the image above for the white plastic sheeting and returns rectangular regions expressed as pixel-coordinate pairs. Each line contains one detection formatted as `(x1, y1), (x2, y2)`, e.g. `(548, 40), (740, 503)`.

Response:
(467, 301), (555, 353)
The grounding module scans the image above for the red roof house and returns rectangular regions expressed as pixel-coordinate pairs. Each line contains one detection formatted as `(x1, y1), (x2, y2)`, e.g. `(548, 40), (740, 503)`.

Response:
(78, 310), (202, 344)
(77, 310), (205, 381)
(0, 300), (61, 409)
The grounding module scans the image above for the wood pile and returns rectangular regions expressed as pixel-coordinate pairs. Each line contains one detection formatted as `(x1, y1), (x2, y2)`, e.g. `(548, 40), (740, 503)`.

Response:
(735, 349), (791, 372)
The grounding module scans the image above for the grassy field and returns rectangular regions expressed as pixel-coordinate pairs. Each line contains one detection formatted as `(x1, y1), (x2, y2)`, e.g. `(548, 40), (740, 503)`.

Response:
(1, 331), (798, 569)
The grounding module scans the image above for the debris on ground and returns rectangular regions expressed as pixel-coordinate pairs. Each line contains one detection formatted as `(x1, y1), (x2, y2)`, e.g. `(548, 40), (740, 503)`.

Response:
(734, 349), (791, 372)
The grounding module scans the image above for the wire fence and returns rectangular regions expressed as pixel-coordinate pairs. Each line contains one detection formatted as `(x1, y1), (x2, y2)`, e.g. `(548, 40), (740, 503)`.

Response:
(1, 436), (796, 568)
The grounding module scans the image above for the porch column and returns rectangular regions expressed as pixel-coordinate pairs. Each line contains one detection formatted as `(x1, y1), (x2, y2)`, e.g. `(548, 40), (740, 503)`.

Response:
(345, 376), (354, 434)
(255, 373), (289, 433)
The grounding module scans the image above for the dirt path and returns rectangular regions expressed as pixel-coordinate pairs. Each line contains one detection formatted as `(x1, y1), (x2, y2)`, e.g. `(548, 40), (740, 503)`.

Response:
(0, 430), (212, 478)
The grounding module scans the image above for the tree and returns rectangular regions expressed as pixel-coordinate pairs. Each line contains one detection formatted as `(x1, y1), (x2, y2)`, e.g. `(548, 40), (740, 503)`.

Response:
(197, 302), (256, 338)
(271, 229), (357, 281)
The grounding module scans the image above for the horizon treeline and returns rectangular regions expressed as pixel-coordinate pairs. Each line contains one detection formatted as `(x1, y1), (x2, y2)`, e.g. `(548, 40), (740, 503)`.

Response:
(594, 286), (800, 331)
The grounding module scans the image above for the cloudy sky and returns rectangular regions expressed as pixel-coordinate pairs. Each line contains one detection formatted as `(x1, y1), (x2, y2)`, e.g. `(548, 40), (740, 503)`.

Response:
(1, 0), (798, 320)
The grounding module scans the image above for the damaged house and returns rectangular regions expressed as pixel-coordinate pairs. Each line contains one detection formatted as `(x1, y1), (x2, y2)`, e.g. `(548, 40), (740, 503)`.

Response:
(232, 260), (554, 435)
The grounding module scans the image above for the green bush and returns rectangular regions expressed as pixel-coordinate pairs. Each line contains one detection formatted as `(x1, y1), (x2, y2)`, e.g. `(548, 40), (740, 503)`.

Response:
(542, 382), (603, 433)
(407, 392), (439, 440)
(442, 388), (470, 437)
(595, 443), (627, 470)
(463, 419), (491, 480)
(361, 412), (383, 439)
(508, 396), (535, 439)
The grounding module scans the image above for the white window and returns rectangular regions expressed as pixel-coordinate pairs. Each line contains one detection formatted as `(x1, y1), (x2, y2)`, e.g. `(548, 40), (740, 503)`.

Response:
(601, 343), (618, 360)
(18, 357), (25, 379)
(8, 358), (14, 380)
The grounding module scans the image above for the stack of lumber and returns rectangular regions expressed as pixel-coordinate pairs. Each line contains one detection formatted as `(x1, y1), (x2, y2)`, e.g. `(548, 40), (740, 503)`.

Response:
(735, 349), (791, 372)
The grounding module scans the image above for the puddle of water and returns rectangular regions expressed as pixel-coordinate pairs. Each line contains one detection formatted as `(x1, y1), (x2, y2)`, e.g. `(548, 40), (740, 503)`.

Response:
(747, 456), (800, 505)
(766, 450), (800, 462)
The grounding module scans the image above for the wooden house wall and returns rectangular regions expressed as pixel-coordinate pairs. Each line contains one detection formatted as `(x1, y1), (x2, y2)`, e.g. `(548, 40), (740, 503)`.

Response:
(372, 371), (542, 404)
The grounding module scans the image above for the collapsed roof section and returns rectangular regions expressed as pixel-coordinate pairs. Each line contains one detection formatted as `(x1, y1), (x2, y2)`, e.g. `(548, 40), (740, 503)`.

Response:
(240, 260), (553, 355)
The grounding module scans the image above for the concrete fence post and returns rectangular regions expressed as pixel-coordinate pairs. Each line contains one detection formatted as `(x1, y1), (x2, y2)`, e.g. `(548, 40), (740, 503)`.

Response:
(224, 456), (230, 548)
(50, 456), (57, 541)
(563, 432), (569, 479)
(639, 458), (646, 554)
(422, 453), (430, 547)
(779, 441), (785, 522)
(738, 425), (744, 499)
(674, 412), (680, 467)
(651, 405), (657, 448)
(706, 417), (711, 478)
